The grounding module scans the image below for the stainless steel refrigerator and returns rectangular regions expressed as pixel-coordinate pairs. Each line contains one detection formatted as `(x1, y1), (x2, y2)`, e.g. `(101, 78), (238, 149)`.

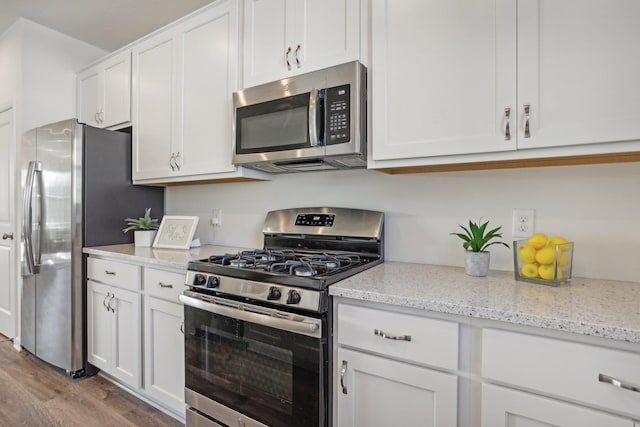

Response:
(20, 119), (164, 377)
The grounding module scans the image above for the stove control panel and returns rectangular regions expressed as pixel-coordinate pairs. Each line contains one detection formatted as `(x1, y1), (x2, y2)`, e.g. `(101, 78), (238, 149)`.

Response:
(295, 213), (335, 227)
(184, 270), (321, 312)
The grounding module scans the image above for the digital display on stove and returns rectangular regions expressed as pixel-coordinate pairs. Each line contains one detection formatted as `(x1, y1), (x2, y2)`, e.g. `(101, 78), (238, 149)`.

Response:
(295, 214), (335, 227)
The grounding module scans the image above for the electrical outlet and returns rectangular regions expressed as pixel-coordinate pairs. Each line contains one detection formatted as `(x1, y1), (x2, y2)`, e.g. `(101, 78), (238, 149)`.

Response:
(512, 208), (535, 238)
(211, 208), (222, 227)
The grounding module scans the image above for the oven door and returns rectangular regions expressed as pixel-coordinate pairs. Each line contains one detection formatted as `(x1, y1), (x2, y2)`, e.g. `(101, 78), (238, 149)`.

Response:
(180, 293), (328, 427)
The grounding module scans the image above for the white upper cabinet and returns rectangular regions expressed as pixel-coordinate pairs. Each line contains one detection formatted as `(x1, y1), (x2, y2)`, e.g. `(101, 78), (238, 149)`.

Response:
(516, 0), (640, 150)
(132, 0), (267, 184)
(370, 0), (516, 161)
(77, 50), (131, 129)
(370, 0), (640, 164)
(242, 0), (362, 88)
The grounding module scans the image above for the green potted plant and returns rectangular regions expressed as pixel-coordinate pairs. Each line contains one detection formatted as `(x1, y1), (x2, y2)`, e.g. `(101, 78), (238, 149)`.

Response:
(123, 208), (160, 247)
(451, 219), (509, 277)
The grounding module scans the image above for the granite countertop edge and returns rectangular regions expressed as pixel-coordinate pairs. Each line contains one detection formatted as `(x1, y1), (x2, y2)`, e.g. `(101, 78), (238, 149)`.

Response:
(329, 262), (640, 345)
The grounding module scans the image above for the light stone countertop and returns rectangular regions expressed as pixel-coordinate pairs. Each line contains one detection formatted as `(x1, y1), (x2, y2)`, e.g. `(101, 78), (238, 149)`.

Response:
(83, 244), (250, 270)
(329, 262), (640, 344)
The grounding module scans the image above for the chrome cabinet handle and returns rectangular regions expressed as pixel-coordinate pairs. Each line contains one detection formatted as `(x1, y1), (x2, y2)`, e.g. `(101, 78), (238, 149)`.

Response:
(2, 233), (13, 240)
(340, 360), (348, 394)
(99, 110), (104, 124)
(599, 373), (640, 393)
(174, 152), (181, 171)
(374, 328), (412, 342)
(285, 46), (292, 70)
(169, 154), (176, 171)
(523, 103), (531, 138)
(105, 270), (116, 275)
(295, 44), (301, 68)
(102, 292), (111, 311)
(158, 282), (173, 288)
(180, 321), (184, 334)
(504, 107), (511, 141)
(107, 294), (115, 313)
(94, 112), (100, 124)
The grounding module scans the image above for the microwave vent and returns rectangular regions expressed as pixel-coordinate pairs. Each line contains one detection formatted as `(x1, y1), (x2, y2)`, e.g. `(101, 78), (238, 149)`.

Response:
(253, 163), (286, 173)
(333, 157), (367, 168)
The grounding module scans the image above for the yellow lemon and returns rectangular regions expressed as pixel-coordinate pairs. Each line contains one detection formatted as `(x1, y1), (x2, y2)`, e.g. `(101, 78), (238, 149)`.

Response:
(547, 236), (570, 252)
(535, 247), (557, 265)
(538, 264), (561, 280)
(518, 244), (537, 263)
(527, 233), (548, 250)
(520, 263), (539, 278)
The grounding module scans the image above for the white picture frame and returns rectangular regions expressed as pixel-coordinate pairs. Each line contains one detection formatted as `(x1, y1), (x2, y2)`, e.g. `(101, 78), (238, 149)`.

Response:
(152, 216), (199, 249)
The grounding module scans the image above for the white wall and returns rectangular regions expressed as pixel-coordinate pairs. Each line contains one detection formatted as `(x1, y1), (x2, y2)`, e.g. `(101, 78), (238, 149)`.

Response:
(166, 162), (640, 282)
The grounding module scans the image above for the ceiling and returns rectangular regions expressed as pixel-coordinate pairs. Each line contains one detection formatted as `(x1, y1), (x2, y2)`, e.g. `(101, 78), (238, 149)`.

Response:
(0, 0), (214, 52)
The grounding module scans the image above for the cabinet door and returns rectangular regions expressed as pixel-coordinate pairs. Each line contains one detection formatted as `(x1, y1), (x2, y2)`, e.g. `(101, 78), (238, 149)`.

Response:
(336, 348), (457, 427)
(176, 0), (238, 176)
(294, 0), (360, 75)
(111, 287), (141, 389)
(242, 0), (292, 87)
(87, 280), (111, 371)
(482, 384), (633, 427)
(144, 296), (185, 414)
(101, 50), (131, 128)
(370, 0), (517, 161)
(517, 0), (640, 150)
(77, 67), (100, 127)
(132, 31), (177, 181)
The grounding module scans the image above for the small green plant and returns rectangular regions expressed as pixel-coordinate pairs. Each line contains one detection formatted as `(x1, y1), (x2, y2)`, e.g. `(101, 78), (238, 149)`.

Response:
(123, 208), (160, 233)
(451, 219), (509, 252)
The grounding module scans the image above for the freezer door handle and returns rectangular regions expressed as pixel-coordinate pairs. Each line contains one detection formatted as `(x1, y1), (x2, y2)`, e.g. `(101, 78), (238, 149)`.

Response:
(22, 161), (42, 275)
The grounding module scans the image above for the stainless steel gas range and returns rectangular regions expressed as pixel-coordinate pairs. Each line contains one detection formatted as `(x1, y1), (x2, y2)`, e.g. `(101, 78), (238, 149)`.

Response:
(180, 207), (384, 427)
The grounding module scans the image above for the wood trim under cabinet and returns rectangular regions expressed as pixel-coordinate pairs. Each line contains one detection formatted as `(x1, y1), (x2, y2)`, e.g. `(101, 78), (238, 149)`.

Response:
(141, 177), (267, 187)
(376, 152), (640, 175)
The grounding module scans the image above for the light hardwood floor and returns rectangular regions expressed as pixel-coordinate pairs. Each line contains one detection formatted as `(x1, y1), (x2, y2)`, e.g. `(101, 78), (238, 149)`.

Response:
(0, 336), (183, 427)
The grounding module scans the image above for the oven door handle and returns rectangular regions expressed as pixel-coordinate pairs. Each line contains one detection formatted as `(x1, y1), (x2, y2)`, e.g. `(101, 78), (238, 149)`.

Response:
(179, 294), (322, 338)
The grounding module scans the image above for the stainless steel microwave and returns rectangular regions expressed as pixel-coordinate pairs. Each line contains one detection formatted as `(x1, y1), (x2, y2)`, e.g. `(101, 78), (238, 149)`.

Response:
(232, 61), (367, 173)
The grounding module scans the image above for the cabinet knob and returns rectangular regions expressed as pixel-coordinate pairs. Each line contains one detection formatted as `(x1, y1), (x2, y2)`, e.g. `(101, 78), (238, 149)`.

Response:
(2, 232), (13, 240)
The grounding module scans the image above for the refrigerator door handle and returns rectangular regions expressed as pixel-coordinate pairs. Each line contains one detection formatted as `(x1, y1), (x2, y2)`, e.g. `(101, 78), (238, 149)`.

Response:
(22, 161), (42, 275)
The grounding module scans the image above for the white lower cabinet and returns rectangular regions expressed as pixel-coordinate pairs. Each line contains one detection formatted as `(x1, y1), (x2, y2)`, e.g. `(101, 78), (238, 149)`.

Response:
(482, 384), (633, 427)
(334, 301), (459, 426)
(336, 347), (457, 427)
(143, 295), (184, 414)
(86, 256), (186, 419)
(87, 280), (141, 389)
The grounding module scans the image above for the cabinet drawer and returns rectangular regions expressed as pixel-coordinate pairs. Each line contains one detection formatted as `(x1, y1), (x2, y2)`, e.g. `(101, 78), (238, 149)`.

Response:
(482, 328), (640, 418)
(337, 303), (459, 370)
(87, 257), (140, 291)
(143, 267), (185, 303)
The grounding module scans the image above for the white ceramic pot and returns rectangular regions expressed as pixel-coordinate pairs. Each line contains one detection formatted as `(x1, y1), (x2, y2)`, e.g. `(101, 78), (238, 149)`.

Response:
(134, 230), (157, 247)
(464, 251), (490, 277)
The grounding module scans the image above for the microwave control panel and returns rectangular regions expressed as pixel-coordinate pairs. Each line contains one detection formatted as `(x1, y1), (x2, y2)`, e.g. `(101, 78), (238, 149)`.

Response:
(325, 84), (350, 145)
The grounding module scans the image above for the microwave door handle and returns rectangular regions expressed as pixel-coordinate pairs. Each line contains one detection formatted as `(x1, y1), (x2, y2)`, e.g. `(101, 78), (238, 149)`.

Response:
(308, 89), (320, 147)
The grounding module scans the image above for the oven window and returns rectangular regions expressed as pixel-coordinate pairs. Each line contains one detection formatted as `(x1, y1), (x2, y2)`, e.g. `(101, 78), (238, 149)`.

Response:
(185, 304), (326, 427)
(236, 92), (311, 154)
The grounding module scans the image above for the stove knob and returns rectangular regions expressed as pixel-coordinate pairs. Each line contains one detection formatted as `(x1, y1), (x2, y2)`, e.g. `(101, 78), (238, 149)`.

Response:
(286, 289), (301, 305)
(206, 276), (220, 288)
(193, 273), (206, 286)
(267, 286), (281, 300)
